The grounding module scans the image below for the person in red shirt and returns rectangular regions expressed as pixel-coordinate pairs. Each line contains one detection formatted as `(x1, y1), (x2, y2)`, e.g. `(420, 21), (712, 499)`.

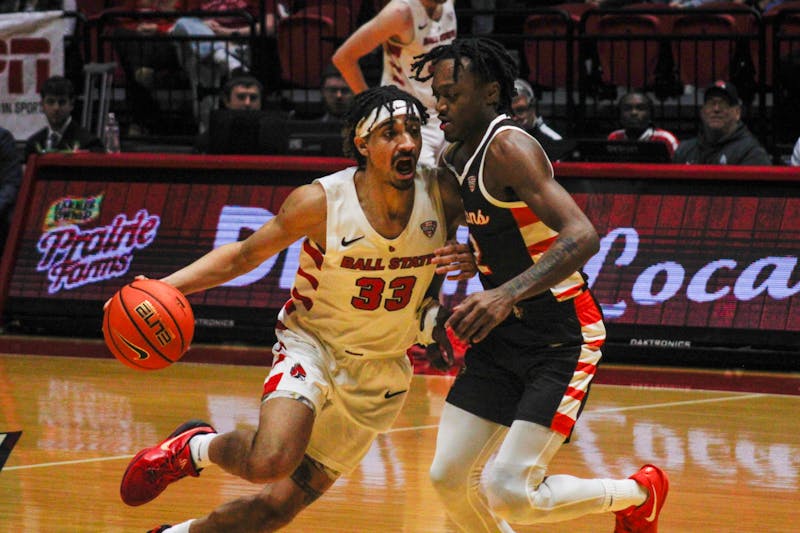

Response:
(607, 90), (679, 160)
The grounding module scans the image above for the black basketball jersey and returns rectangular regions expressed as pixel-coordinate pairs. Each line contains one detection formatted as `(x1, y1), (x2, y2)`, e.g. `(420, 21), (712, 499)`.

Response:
(444, 115), (586, 303)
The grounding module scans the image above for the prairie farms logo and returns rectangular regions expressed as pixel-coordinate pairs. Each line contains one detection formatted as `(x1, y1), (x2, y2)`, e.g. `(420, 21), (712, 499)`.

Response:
(36, 209), (161, 293)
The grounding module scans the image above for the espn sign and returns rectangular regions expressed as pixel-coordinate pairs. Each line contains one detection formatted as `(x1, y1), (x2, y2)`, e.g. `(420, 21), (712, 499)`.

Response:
(0, 37), (51, 94)
(0, 11), (70, 139)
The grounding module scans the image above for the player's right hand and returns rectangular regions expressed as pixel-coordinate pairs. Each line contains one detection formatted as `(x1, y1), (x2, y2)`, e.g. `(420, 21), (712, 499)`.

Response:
(447, 287), (514, 344)
(432, 240), (477, 281)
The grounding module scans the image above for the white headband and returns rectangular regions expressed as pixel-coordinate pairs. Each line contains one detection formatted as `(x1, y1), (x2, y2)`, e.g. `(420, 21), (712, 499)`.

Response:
(355, 99), (418, 139)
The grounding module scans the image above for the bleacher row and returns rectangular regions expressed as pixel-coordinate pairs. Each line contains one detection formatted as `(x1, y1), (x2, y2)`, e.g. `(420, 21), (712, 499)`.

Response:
(61, 1), (800, 159)
(511, 2), (800, 156)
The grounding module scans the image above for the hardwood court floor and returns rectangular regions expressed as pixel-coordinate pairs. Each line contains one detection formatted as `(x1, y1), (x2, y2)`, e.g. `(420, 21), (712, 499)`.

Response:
(1, 353), (798, 533)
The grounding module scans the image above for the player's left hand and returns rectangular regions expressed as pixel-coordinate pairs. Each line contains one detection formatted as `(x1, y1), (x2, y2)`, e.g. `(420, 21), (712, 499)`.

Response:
(103, 275), (149, 311)
(432, 240), (477, 281)
(426, 307), (455, 371)
(446, 288), (514, 344)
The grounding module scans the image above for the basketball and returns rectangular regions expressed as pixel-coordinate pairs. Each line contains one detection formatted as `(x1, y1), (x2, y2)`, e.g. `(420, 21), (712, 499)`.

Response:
(102, 278), (194, 371)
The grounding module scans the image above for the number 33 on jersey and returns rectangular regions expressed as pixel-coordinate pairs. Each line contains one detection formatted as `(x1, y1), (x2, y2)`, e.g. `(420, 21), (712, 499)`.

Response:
(277, 166), (447, 359)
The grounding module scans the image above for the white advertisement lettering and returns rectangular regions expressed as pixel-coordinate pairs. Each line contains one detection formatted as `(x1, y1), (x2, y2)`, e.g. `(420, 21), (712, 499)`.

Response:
(0, 11), (70, 140)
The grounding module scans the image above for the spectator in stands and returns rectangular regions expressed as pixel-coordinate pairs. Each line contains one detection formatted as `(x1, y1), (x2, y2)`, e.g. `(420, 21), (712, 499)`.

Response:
(756, 0), (792, 13)
(0, 125), (22, 256)
(608, 90), (679, 160)
(171, 0), (278, 76)
(112, 0), (186, 136)
(592, 0), (661, 6)
(12, 0), (70, 10)
(319, 64), (354, 123)
(194, 74), (263, 152)
(673, 81), (772, 166)
(173, 1), (289, 133)
(220, 73), (262, 110)
(332, 0), (457, 167)
(790, 136), (800, 166)
(24, 76), (102, 160)
(511, 78), (563, 149)
(668, 0), (736, 7)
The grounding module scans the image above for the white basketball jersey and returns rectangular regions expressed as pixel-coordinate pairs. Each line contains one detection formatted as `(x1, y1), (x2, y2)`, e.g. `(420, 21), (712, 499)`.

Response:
(277, 166), (447, 359)
(381, 0), (457, 113)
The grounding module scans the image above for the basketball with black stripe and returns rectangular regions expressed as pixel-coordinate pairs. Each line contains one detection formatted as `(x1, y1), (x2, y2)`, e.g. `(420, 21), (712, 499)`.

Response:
(102, 279), (194, 371)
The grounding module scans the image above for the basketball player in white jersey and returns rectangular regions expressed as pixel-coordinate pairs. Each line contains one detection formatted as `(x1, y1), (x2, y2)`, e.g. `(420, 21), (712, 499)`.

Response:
(118, 85), (473, 533)
(333, 0), (457, 168)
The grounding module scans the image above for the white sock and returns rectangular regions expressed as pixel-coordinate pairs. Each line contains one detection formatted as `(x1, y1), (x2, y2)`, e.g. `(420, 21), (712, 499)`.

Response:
(188, 433), (217, 470)
(164, 519), (194, 533)
(600, 478), (648, 512)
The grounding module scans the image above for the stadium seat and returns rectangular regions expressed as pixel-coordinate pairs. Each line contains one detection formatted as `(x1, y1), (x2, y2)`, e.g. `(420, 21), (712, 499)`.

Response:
(76, 0), (110, 17)
(587, 12), (664, 90)
(523, 5), (587, 91)
(277, 4), (351, 88)
(671, 6), (758, 91)
(764, 2), (800, 88)
(291, 0), (362, 31)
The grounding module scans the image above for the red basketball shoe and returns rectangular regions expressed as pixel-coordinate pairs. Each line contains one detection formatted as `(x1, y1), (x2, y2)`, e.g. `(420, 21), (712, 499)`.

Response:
(147, 526), (172, 533)
(120, 420), (215, 506)
(614, 464), (669, 533)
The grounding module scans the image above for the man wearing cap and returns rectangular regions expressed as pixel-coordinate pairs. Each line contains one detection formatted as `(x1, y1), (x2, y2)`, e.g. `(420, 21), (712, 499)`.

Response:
(119, 85), (474, 533)
(673, 81), (772, 165)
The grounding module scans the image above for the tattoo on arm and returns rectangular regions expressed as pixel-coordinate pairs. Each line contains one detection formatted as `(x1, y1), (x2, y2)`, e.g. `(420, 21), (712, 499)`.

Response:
(505, 237), (580, 299)
(289, 456), (325, 505)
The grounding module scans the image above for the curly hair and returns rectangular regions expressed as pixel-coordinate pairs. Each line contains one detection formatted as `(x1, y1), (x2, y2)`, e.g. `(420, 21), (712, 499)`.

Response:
(410, 37), (518, 115)
(342, 85), (429, 168)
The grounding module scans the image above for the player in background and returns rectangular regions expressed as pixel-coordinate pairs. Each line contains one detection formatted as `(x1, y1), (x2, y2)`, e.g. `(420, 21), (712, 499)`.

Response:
(332, 0), (456, 168)
(118, 85), (474, 533)
(412, 37), (669, 533)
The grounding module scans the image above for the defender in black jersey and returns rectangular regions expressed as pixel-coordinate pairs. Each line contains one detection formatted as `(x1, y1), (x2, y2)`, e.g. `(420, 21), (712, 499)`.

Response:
(416, 38), (669, 533)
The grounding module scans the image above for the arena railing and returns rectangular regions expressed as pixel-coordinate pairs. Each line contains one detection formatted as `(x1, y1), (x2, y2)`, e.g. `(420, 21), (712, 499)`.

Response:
(91, 8), (257, 141)
(66, 3), (800, 161)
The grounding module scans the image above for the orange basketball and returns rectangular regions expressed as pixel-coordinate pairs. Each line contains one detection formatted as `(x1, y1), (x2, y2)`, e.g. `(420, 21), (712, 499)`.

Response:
(102, 278), (194, 371)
